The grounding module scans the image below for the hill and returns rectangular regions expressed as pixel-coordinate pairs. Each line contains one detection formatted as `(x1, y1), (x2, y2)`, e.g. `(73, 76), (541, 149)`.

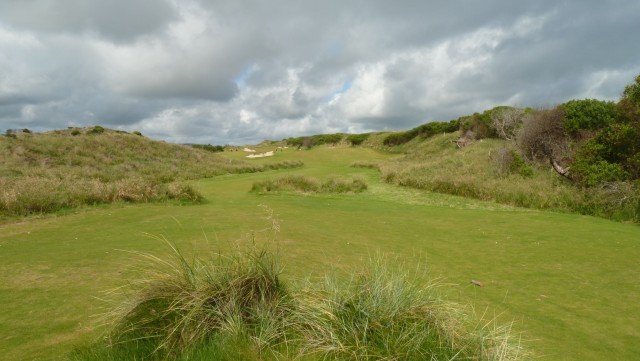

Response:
(0, 127), (301, 217)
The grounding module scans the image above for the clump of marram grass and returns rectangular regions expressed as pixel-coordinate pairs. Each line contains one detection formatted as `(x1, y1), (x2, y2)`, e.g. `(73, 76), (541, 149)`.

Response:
(251, 175), (368, 194)
(0, 177), (203, 216)
(73, 242), (529, 361)
(350, 160), (380, 170)
(295, 256), (527, 361)
(95, 241), (293, 359)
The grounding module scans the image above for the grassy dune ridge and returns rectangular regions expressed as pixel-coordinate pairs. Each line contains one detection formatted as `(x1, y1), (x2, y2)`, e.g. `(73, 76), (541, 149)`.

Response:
(0, 128), (302, 217)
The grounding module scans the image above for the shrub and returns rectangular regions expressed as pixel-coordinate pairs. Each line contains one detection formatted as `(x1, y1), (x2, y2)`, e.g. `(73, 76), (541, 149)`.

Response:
(88, 125), (105, 135)
(71, 129), (81, 136)
(516, 107), (568, 162)
(618, 73), (640, 123)
(310, 133), (344, 145)
(383, 120), (459, 146)
(347, 133), (370, 145)
(191, 143), (224, 152)
(493, 148), (531, 177)
(133, 131), (143, 136)
(571, 159), (629, 187)
(510, 151), (534, 177)
(560, 99), (618, 135)
(285, 136), (304, 148)
(490, 107), (525, 140)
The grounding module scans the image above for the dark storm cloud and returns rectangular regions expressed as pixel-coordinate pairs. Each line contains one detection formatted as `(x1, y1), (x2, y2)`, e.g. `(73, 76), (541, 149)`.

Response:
(0, 0), (176, 42)
(1, 0), (639, 143)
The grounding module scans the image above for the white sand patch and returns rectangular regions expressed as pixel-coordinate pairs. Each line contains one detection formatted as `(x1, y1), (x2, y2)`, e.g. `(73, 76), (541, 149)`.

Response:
(246, 151), (274, 158)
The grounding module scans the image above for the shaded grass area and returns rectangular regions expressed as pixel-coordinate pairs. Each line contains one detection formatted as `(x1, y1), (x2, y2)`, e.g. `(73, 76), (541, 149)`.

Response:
(0, 128), (303, 217)
(376, 132), (640, 222)
(251, 175), (368, 194)
(70, 243), (526, 361)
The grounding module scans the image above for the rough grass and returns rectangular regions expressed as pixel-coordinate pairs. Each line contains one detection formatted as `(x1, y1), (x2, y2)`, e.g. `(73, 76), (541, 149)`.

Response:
(251, 175), (368, 194)
(70, 244), (528, 361)
(0, 128), (303, 217)
(377, 132), (640, 222)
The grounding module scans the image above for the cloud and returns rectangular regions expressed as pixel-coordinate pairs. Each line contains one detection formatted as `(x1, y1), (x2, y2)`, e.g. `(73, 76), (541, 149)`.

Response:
(0, 0), (176, 42)
(1, 0), (639, 143)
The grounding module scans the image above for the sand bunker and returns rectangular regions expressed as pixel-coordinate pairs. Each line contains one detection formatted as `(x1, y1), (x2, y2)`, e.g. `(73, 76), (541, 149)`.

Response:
(246, 151), (274, 158)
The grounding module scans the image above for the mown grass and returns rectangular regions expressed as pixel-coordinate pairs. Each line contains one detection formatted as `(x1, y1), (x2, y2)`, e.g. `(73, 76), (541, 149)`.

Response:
(1, 145), (639, 361)
(375, 132), (640, 222)
(70, 242), (527, 361)
(0, 128), (302, 217)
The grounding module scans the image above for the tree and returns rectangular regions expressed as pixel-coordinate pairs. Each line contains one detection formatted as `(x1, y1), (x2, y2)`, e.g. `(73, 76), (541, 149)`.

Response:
(490, 107), (525, 140)
(568, 74), (640, 185)
(618, 74), (640, 123)
(517, 107), (573, 181)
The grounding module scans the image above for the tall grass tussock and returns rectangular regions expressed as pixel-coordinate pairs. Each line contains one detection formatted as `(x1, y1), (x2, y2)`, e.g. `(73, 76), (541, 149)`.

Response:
(71, 241), (529, 360)
(251, 175), (368, 194)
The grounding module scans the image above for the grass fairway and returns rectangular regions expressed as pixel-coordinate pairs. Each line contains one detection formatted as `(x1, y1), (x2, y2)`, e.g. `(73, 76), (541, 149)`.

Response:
(1, 145), (639, 360)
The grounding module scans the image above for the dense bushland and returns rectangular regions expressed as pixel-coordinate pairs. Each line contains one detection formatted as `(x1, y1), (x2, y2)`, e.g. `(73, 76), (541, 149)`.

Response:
(70, 245), (528, 360)
(0, 128), (302, 217)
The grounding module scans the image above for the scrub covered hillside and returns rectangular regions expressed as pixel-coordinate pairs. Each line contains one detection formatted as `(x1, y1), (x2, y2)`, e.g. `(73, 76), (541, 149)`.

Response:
(361, 74), (640, 223)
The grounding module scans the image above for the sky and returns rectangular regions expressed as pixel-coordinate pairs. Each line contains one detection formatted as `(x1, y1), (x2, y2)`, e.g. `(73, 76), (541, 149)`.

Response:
(1, 0), (639, 145)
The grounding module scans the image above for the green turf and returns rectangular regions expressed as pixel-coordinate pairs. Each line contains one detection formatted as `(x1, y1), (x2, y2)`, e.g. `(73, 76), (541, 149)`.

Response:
(0, 145), (638, 360)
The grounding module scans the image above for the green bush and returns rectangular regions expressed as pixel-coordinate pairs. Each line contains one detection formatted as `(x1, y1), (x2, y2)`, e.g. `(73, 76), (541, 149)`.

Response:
(618, 73), (640, 123)
(285, 136), (304, 147)
(4, 129), (17, 139)
(509, 151), (534, 177)
(560, 99), (618, 135)
(191, 143), (224, 152)
(571, 159), (629, 187)
(346, 133), (370, 145)
(383, 120), (459, 146)
(87, 125), (105, 135)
